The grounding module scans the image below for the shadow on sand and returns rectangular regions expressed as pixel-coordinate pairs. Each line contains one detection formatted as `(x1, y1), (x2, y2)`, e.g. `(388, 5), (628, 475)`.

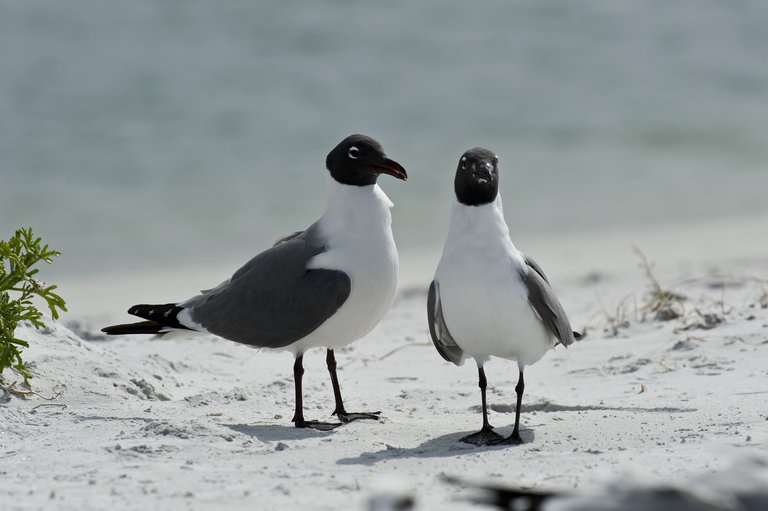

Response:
(337, 427), (535, 466)
(222, 423), (334, 442)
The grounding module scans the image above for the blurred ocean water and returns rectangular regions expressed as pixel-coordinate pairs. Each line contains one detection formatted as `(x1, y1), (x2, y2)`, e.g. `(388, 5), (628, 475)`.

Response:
(2, 0), (767, 278)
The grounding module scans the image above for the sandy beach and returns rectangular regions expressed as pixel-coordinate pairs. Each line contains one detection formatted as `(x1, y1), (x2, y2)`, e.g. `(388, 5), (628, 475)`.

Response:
(5, 2), (768, 509)
(3, 216), (768, 510)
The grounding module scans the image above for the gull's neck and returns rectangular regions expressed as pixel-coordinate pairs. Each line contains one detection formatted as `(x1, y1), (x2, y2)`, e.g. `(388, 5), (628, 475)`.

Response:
(318, 170), (394, 240)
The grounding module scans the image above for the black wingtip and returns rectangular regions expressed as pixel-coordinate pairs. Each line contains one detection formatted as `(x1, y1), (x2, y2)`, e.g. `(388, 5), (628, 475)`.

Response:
(102, 303), (194, 335)
(125, 303), (193, 331)
(101, 320), (165, 335)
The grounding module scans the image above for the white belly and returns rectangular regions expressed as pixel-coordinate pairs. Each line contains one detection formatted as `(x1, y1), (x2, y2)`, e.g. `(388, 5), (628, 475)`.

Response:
(288, 244), (398, 355)
(435, 220), (554, 369)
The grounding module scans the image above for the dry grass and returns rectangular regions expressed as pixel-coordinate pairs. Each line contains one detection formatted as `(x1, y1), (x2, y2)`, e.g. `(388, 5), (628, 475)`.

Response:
(595, 247), (767, 336)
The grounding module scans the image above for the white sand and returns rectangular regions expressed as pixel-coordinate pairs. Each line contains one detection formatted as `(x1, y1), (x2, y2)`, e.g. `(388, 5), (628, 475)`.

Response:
(3, 216), (768, 510)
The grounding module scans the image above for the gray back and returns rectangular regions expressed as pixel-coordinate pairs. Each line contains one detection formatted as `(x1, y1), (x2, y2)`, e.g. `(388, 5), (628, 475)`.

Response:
(187, 223), (351, 348)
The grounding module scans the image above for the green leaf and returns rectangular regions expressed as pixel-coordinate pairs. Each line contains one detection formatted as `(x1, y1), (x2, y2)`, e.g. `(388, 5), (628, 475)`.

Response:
(1, 227), (66, 386)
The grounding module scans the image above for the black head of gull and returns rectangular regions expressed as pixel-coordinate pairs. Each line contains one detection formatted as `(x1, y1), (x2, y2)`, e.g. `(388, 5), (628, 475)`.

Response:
(326, 134), (408, 186)
(454, 147), (499, 206)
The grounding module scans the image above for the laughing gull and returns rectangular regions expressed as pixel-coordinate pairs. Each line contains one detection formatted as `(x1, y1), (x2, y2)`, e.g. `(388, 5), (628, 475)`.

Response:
(427, 147), (576, 445)
(103, 134), (407, 430)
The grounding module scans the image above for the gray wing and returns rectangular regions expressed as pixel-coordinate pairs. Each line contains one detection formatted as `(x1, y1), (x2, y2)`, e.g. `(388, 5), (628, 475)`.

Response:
(273, 231), (303, 246)
(184, 223), (350, 348)
(524, 254), (550, 285)
(427, 280), (465, 365)
(520, 257), (575, 347)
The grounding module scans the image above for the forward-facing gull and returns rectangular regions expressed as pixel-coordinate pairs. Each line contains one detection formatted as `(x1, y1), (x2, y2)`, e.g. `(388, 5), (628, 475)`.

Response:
(427, 147), (576, 445)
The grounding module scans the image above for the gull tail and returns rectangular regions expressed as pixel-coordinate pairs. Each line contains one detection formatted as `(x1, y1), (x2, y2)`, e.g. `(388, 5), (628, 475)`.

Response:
(102, 303), (193, 336)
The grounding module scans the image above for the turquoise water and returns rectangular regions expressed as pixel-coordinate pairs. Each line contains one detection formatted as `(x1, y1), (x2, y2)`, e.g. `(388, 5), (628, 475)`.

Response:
(2, 0), (767, 278)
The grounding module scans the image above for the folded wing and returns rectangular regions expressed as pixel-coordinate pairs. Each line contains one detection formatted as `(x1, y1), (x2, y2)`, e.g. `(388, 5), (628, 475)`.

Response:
(521, 256), (575, 347)
(427, 280), (465, 365)
(183, 223), (351, 349)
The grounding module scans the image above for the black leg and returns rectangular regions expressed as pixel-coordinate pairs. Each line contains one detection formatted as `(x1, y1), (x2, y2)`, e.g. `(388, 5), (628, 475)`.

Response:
(512, 370), (525, 441)
(493, 370), (525, 445)
(291, 354), (340, 431)
(326, 349), (381, 423)
(327, 349), (345, 415)
(291, 355), (304, 424)
(460, 366), (504, 445)
(479, 366), (492, 430)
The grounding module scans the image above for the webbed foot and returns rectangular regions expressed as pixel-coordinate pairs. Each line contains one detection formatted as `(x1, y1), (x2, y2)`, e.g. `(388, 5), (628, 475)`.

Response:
(460, 426), (504, 446)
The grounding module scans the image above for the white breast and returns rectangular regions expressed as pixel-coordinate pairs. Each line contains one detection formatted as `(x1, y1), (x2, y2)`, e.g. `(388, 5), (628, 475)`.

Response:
(434, 195), (553, 369)
(288, 173), (399, 354)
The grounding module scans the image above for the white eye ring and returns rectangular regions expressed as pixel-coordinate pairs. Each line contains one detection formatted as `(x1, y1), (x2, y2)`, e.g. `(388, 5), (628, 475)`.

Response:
(348, 146), (360, 159)
(461, 156), (467, 169)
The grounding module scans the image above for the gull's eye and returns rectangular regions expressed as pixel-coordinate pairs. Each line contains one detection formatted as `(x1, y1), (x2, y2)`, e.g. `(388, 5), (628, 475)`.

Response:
(460, 156), (467, 170)
(348, 146), (360, 159)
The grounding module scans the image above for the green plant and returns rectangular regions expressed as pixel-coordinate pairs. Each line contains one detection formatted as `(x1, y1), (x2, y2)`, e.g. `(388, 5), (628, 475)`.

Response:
(1, 228), (67, 385)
